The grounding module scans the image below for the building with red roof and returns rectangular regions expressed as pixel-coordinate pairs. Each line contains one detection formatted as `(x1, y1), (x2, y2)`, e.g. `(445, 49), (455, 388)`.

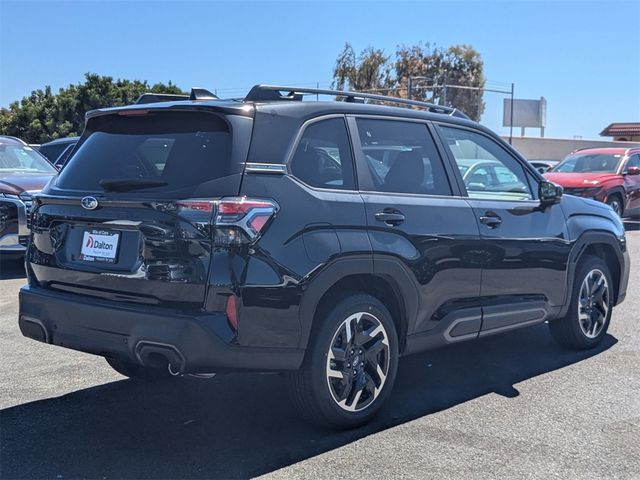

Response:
(600, 123), (640, 142)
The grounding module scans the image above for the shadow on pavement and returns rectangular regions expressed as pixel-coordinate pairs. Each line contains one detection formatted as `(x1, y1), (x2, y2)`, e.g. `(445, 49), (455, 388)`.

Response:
(0, 324), (616, 479)
(623, 219), (640, 231)
(0, 257), (25, 280)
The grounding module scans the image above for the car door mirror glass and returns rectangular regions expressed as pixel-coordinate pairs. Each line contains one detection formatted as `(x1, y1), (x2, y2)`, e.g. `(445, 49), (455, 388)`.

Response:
(540, 181), (563, 204)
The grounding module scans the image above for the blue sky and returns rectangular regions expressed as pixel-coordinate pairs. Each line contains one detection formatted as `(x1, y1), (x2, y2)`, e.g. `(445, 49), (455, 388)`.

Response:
(1, 0), (638, 139)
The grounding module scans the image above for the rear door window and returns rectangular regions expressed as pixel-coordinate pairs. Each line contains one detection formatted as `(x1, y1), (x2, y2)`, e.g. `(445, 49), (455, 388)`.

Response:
(355, 118), (452, 196)
(56, 111), (235, 197)
(289, 117), (356, 190)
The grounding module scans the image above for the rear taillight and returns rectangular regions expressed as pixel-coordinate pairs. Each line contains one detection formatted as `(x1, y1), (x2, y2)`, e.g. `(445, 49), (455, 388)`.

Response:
(214, 197), (278, 245)
(177, 196), (278, 245)
(176, 200), (216, 224)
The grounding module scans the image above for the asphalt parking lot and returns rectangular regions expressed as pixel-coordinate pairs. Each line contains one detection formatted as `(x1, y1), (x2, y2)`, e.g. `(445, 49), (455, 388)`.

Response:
(0, 222), (638, 480)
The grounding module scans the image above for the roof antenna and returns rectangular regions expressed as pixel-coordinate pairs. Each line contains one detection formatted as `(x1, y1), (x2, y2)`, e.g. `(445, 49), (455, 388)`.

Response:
(190, 87), (219, 101)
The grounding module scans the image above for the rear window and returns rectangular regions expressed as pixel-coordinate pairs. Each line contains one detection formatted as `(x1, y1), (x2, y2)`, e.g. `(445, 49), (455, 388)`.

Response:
(56, 111), (233, 196)
(0, 143), (56, 174)
(39, 143), (68, 163)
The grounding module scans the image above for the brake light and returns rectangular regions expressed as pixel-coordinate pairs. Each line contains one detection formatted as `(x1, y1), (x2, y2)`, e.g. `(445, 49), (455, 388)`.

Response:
(217, 199), (274, 216)
(117, 109), (150, 116)
(176, 196), (278, 244)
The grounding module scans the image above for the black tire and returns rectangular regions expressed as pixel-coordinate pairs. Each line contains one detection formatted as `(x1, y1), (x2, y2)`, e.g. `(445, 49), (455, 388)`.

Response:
(105, 357), (171, 380)
(289, 294), (399, 429)
(549, 255), (613, 350)
(606, 194), (623, 217)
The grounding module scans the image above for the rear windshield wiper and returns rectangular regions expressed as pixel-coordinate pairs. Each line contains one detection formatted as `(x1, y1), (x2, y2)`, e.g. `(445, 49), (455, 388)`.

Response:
(99, 178), (168, 192)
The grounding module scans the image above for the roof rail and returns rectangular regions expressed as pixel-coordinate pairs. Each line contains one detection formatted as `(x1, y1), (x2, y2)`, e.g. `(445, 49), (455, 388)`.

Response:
(244, 84), (470, 119)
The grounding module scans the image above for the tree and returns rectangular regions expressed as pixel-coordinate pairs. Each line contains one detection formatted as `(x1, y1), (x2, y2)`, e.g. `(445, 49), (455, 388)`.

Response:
(332, 42), (486, 121)
(398, 43), (486, 121)
(0, 73), (186, 143)
(332, 43), (391, 94)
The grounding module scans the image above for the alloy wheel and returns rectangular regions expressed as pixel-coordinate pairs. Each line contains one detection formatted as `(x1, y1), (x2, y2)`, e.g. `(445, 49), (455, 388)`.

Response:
(325, 311), (390, 412)
(608, 198), (622, 216)
(578, 269), (609, 339)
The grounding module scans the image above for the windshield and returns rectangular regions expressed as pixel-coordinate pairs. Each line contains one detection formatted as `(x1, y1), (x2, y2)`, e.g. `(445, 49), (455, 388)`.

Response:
(552, 153), (622, 173)
(56, 111), (234, 196)
(0, 143), (56, 174)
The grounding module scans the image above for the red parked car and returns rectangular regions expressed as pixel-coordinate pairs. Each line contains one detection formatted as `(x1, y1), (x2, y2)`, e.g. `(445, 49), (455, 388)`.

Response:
(0, 136), (57, 257)
(545, 147), (640, 217)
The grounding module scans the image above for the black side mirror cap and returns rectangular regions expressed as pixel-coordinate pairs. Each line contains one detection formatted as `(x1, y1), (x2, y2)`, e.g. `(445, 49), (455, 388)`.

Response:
(540, 181), (563, 205)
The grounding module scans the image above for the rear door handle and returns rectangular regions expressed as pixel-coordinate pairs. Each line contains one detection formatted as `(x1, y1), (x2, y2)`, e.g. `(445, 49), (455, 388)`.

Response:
(375, 211), (405, 226)
(479, 212), (502, 228)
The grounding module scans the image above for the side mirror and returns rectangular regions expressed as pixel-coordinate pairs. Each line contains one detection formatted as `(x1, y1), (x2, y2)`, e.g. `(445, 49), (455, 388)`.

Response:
(626, 166), (640, 176)
(540, 181), (563, 205)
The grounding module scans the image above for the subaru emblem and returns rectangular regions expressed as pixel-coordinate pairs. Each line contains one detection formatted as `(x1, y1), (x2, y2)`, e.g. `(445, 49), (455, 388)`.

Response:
(81, 196), (99, 210)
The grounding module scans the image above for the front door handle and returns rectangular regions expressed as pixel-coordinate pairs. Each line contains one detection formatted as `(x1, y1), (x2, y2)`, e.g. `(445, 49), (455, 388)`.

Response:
(375, 210), (405, 226)
(479, 212), (502, 228)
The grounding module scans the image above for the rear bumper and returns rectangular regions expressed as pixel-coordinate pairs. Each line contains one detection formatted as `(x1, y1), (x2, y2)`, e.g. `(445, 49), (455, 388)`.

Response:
(18, 285), (304, 373)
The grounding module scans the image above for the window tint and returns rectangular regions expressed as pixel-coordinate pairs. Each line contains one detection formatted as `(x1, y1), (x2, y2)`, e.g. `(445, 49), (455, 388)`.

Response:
(290, 118), (355, 190)
(355, 119), (452, 196)
(56, 112), (233, 196)
(440, 126), (533, 201)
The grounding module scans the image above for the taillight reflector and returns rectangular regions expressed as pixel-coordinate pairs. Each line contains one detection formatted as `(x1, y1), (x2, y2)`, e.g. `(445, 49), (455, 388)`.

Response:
(226, 295), (238, 331)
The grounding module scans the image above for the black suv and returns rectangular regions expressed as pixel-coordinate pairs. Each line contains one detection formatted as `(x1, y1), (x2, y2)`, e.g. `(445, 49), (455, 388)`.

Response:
(19, 85), (630, 428)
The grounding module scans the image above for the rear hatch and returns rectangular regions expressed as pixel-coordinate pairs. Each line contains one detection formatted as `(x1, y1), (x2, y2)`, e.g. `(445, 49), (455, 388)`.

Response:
(28, 108), (252, 308)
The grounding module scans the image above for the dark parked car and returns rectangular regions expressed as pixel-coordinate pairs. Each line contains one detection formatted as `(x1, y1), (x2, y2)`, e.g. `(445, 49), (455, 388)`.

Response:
(38, 136), (79, 168)
(545, 147), (640, 217)
(19, 85), (630, 428)
(0, 136), (57, 257)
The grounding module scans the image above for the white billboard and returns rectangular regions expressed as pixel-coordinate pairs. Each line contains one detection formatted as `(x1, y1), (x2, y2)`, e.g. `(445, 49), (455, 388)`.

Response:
(503, 97), (546, 128)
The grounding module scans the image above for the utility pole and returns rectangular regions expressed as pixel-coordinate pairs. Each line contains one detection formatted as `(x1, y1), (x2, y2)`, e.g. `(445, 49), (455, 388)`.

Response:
(509, 83), (514, 145)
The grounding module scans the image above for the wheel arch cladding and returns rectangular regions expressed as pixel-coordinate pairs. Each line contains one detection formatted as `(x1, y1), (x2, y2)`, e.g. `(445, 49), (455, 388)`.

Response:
(300, 271), (409, 354)
(565, 229), (626, 310)
(580, 243), (621, 303)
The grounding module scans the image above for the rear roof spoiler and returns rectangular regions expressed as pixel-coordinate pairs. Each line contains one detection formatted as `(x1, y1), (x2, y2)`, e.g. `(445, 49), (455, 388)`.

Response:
(135, 87), (218, 105)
